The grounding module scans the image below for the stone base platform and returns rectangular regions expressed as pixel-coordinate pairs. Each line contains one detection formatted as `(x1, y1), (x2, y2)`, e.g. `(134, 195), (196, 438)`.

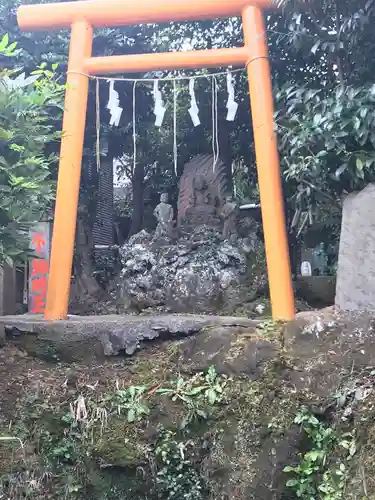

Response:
(0, 314), (259, 362)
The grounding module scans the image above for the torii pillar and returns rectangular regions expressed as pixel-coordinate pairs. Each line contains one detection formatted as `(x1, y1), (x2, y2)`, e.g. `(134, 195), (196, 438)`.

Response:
(17, 0), (295, 321)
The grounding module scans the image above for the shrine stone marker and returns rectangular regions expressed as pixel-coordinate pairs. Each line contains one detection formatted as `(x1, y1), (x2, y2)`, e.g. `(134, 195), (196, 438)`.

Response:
(336, 183), (375, 311)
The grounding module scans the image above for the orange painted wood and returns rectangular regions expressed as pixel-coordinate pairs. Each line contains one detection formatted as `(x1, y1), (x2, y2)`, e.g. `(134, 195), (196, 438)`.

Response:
(84, 47), (248, 75)
(44, 20), (93, 320)
(18, 0), (273, 31)
(243, 5), (295, 319)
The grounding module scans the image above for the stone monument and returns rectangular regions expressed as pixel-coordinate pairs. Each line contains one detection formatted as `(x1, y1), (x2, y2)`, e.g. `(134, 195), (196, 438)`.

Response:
(336, 183), (375, 311)
(177, 154), (227, 233)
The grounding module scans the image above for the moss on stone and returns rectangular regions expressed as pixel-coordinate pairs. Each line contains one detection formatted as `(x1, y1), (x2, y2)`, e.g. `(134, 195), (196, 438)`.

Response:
(92, 419), (147, 467)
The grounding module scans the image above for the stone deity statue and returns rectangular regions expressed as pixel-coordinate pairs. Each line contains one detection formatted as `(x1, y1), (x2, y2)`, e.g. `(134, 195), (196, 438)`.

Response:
(220, 195), (239, 240)
(177, 154), (230, 232)
(153, 193), (174, 239)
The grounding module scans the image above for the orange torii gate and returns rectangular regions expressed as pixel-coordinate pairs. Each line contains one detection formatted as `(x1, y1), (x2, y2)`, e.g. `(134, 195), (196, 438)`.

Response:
(17, 0), (295, 321)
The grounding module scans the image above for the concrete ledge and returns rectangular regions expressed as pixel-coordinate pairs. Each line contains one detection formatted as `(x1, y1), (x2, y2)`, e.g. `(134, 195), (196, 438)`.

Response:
(0, 314), (259, 362)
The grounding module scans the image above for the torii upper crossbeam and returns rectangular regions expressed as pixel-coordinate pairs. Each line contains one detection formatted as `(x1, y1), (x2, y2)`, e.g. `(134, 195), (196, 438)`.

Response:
(17, 0), (295, 321)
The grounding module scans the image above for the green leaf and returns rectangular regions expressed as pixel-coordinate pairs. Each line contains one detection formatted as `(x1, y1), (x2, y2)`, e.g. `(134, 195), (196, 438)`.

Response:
(305, 450), (322, 462)
(127, 408), (135, 423)
(140, 404), (150, 415)
(304, 90), (319, 103)
(286, 479), (299, 487)
(336, 131), (348, 138)
(7, 42), (17, 53)
(207, 389), (217, 405)
(308, 415), (319, 426)
(187, 387), (204, 396)
(313, 113), (322, 126)
(284, 466), (296, 473)
(349, 441), (357, 457)
(0, 34), (9, 52)
(177, 378), (185, 389)
(356, 158), (364, 171)
(155, 388), (172, 395)
(353, 117), (361, 130)
(335, 164), (347, 178)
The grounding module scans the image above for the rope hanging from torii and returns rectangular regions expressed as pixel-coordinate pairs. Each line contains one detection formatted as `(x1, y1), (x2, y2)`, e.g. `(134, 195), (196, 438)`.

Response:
(94, 68), (241, 176)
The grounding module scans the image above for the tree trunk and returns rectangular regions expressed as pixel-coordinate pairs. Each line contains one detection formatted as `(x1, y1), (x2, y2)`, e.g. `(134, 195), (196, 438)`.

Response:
(282, 183), (300, 278)
(288, 228), (300, 278)
(74, 216), (103, 302)
(129, 162), (145, 236)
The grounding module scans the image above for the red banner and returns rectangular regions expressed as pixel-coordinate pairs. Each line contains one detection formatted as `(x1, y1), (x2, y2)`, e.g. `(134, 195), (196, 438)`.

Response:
(29, 223), (50, 314)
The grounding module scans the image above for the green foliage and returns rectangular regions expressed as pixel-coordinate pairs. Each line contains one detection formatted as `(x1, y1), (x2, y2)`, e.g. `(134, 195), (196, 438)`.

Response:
(156, 366), (227, 428)
(284, 408), (356, 500)
(155, 430), (205, 500)
(157, 366), (226, 404)
(0, 365), (226, 499)
(0, 34), (18, 57)
(232, 160), (259, 205)
(276, 84), (375, 210)
(277, 0), (375, 88)
(113, 385), (150, 423)
(0, 34), (64, 263)
(93, 250), (119, 286)
(98, 367), (226, 428)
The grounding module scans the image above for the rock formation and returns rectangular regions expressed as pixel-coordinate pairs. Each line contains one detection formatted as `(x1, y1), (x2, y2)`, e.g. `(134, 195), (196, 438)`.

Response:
(116, 154), (266, 314)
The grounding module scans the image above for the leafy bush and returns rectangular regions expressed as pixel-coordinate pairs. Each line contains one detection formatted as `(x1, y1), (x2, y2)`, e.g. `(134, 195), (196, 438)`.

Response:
(284, 408), (356, 500)
(155, 430), (205, 500)
(0, 35), (64, 263)
(156, 366), (227, 428)
(276, 84), (375, 211)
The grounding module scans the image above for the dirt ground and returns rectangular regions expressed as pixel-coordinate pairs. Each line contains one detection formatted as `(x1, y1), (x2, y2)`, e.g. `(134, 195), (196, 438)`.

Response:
(1, 308), (375, 499)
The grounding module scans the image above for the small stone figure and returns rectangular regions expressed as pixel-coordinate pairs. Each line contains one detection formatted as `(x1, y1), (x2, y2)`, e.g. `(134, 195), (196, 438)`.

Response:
(221, 195), (239, 240)
(153, 193), (174, 239)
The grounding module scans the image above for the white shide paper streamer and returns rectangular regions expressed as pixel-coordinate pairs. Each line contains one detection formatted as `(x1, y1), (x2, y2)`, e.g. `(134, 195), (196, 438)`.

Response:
(188, 78), (200, 127)
(153, 80), (166, 127)
(107, 80), (123, 127)
(226, 72), (238, 122)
